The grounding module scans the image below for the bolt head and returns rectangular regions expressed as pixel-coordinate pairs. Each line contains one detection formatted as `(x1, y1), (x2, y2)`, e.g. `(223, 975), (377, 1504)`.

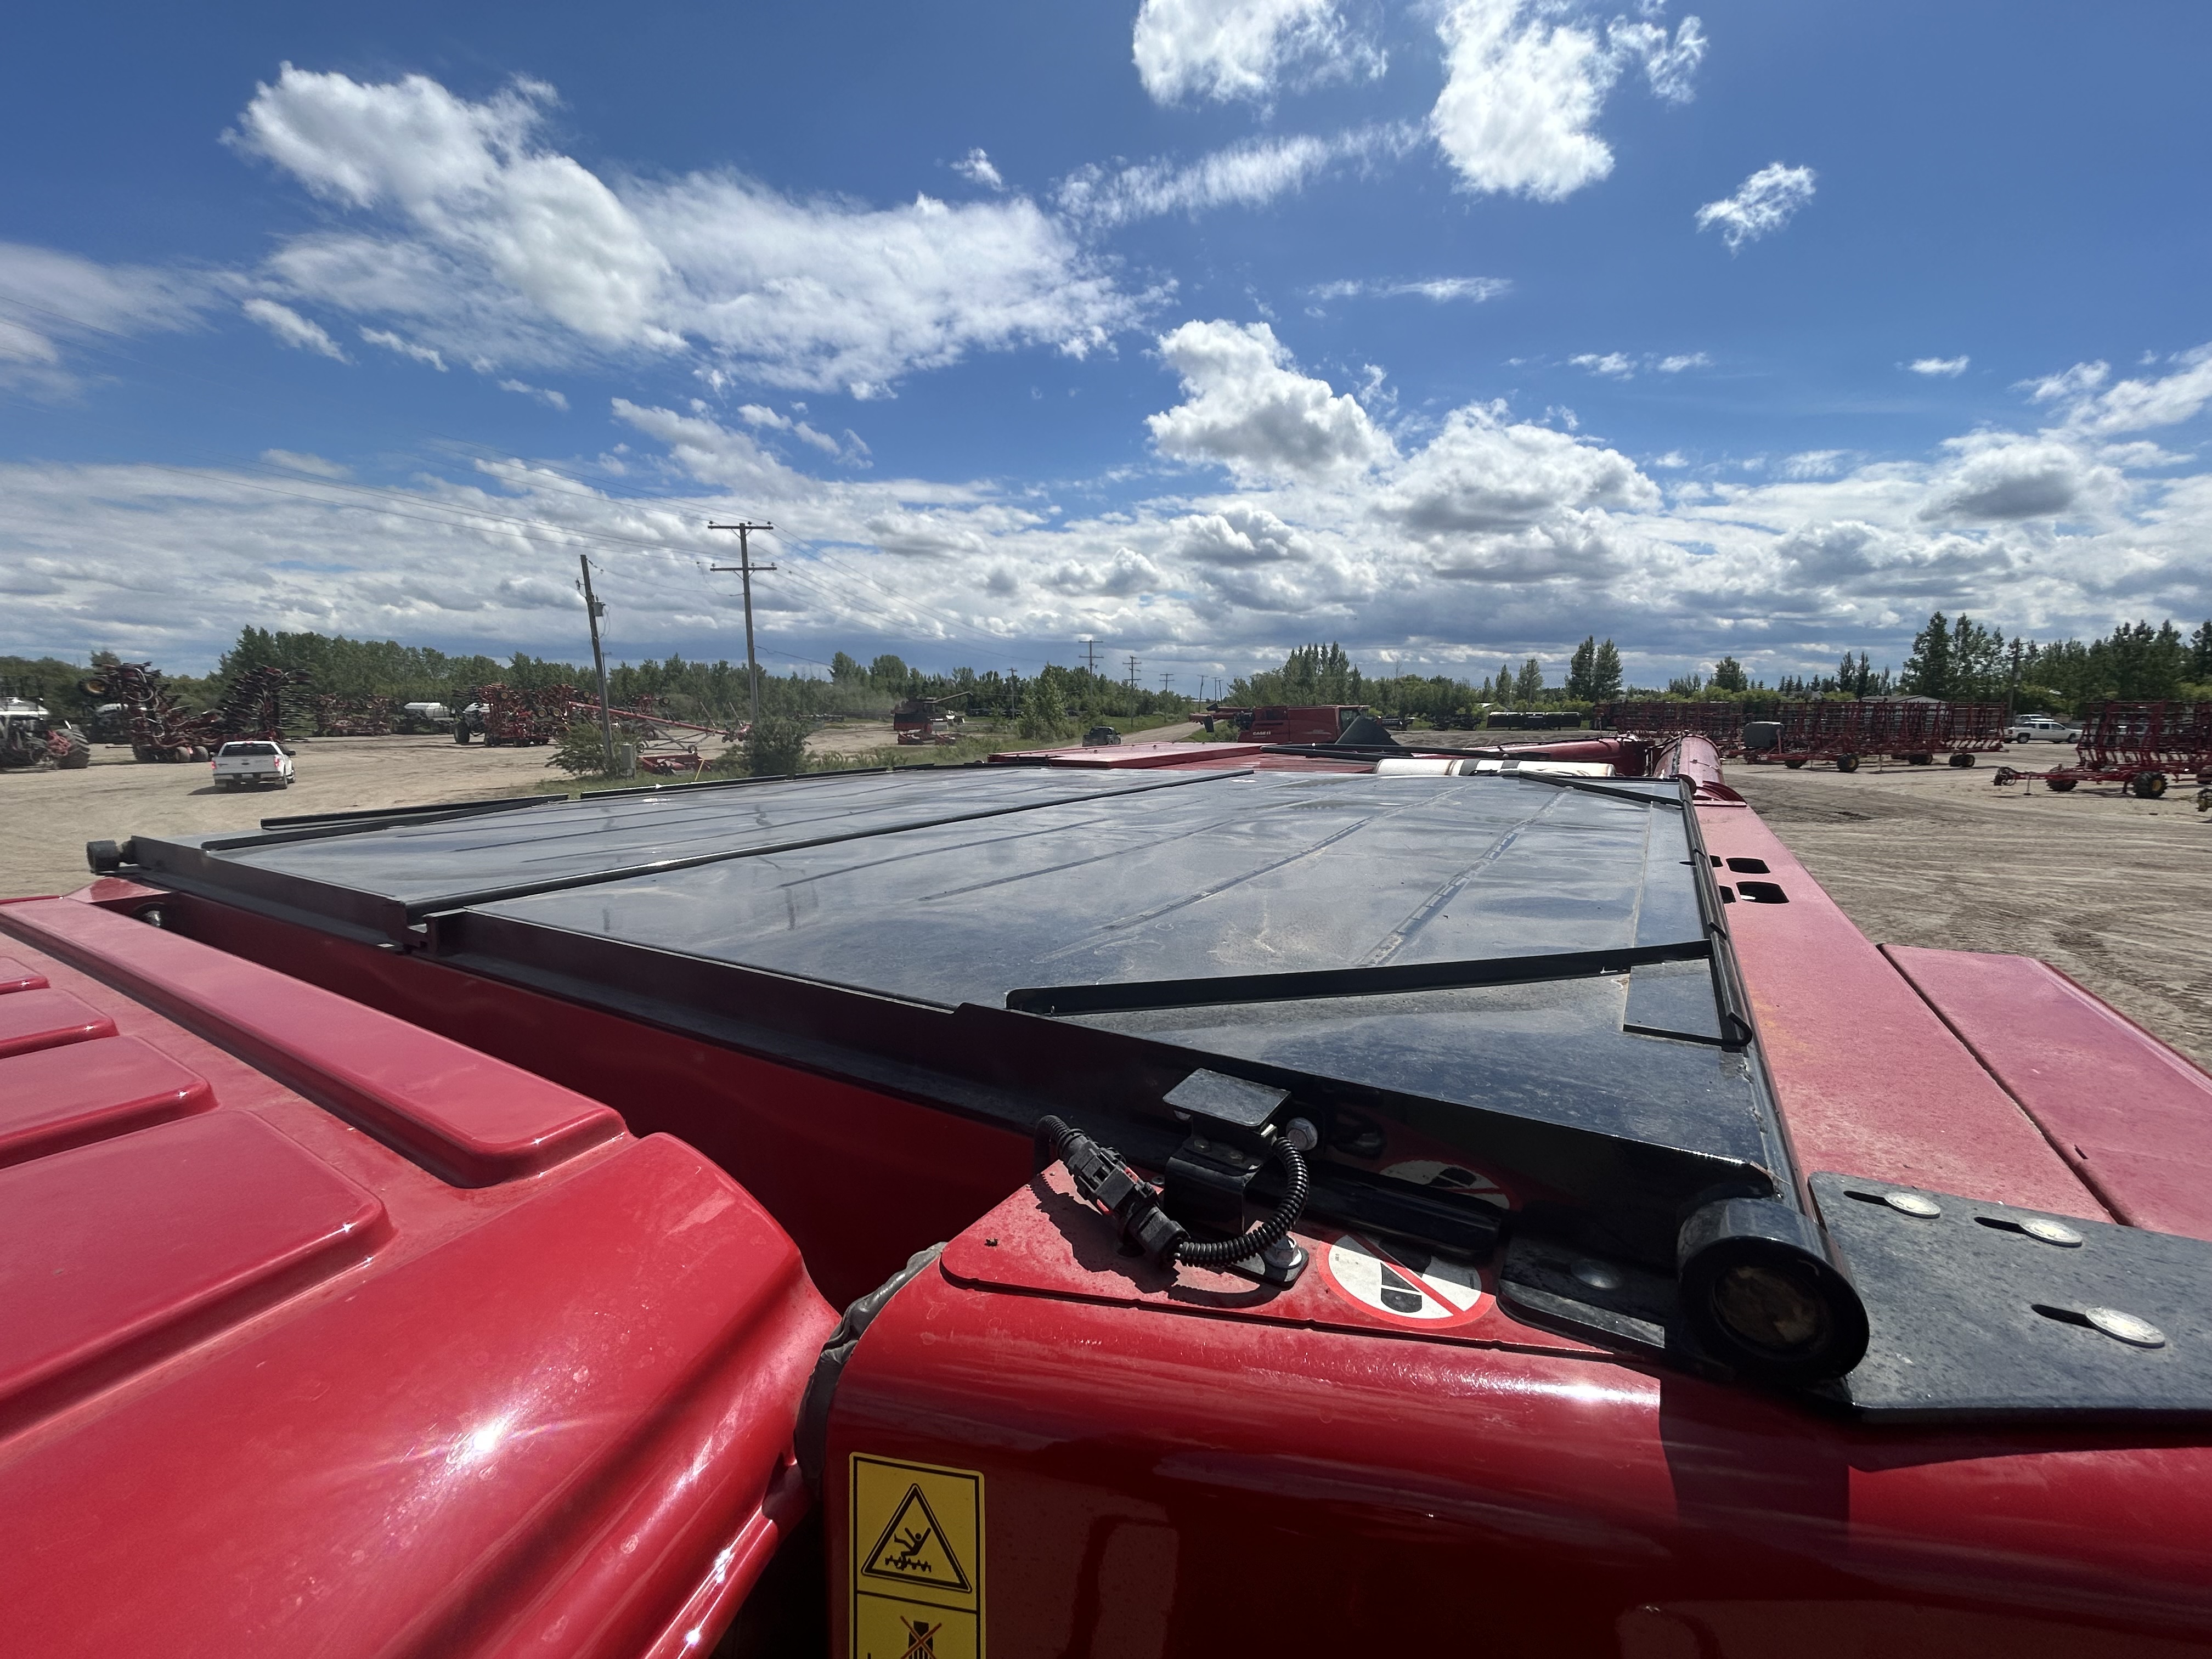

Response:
(1571, 1259), (1624, 1293)
(2085, 1307), (2166, 1348)
(1884, 1192), (1943, 1218)
(2019, 1217), (2084, 1246)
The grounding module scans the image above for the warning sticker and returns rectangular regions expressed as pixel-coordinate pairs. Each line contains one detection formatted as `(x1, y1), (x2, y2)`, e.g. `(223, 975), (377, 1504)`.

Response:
(851, 1454), (984, 1659)
(1319, 1232), (1490, 1327)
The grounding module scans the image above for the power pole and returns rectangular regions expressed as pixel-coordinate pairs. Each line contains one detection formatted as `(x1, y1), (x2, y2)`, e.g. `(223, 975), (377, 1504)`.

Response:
(708, 521), (776, 730)
(1125, 653), (1140, 691)
(577, 554), (616, 771)
(1160, 672), (1172, 694)
(1082, 637), (1101, 677)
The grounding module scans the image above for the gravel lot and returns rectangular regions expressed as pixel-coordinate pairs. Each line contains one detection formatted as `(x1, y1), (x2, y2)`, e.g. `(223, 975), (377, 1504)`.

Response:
(1727, 757), (2211, 1068)
(4, 736), (2202, 1067)
(0, 736), (563, 899)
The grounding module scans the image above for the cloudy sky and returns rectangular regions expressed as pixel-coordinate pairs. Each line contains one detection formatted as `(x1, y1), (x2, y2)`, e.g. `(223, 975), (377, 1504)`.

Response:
(2, 1), (2207, 688)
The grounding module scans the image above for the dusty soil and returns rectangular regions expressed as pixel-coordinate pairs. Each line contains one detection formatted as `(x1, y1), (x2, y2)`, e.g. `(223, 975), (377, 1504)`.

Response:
(1728, 757), (2212, 1068)
(7, 735), (2199, 1069)
(0, 736), (566, 900)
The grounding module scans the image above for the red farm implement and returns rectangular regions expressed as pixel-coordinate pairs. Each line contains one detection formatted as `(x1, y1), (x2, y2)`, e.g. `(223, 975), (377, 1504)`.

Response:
(1596, 699), (1752, 754)
(81, 662), (215, 761)
(1747, 698), (2005, 771)
(208, 667), (312, 745)
(1993, 699), (2212, 797)
(311, 695), (396, 737)
(582, 695), (743, 775)
(454, 682), (575, 746)
(81, 661), (312, 760)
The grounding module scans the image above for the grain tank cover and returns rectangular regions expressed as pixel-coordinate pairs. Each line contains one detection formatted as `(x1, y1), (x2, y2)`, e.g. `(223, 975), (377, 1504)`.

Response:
(121, 767), (1780, 1249)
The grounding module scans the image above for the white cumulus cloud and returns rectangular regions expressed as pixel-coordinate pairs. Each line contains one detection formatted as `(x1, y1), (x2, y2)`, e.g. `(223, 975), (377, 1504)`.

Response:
(1918, 432), (2120, 523)
(1908, 356), (1970, 377)
(244, 297), (348, 359)
(1147, 319), (1396, 480)
(498, 377), (568, 409)
(2056, 348), (2212, 436)
(1429, 1), (1705, 200)
(259, 448), (349, 477)
(952, 149), (1004, 190)
(1132, 0), (1377, 104)
(1571, 351), (1636, 379)
(1695, 162), (1817, 251)
(1058, 126), (1412, 228)
(228, 65), (1136, 396)
(360, 326), (447, 370)
(1312, 276), (1509, 303)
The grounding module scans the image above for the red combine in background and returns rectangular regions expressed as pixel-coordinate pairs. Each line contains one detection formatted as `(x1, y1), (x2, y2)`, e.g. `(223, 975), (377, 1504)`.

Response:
(891, 695), (964, 746)
(1196, 703), (1372, 742)
(7, 724), (2212, 1656)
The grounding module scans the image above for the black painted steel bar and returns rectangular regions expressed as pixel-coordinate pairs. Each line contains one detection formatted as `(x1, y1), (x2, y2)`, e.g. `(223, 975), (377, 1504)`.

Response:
(1006, 935), (1714, 1017)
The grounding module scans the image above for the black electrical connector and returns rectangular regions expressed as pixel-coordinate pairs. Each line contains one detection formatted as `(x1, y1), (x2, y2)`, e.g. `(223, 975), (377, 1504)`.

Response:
(1035, 1113), (1311, 1277)
(1035, 1115), (1187, 1265)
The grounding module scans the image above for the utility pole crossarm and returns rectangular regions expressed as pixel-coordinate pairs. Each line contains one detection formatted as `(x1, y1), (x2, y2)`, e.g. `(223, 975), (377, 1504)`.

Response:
(707, 521), (775, 731)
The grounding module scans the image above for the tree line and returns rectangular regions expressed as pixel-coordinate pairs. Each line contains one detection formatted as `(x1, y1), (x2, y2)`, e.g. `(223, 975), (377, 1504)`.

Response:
(5, 611), (2207, 733)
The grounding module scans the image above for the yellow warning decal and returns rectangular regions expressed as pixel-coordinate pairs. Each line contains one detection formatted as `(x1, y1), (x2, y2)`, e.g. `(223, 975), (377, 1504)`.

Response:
(850, 1454), (984, 1659)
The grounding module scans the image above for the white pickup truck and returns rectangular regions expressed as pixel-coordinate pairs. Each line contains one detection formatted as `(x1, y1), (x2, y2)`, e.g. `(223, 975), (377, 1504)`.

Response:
(2005, 714), (2083, 743)
(211, 739), (295, 789)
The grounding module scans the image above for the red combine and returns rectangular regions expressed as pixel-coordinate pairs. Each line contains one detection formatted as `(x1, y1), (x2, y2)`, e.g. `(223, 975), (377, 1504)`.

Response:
(7, 728), (2212, 1655)
(891, 696), (966, 746)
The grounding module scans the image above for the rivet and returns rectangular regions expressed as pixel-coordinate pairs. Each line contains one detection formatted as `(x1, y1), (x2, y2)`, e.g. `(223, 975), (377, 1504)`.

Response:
(983, 1237), (998, 1248)
(2084, 1307), (2166, 1348)
(1572, 1259), (1624, 1291)
(2019, 1217), (2084, 1246)
(1884, 1192), (1943, 1218)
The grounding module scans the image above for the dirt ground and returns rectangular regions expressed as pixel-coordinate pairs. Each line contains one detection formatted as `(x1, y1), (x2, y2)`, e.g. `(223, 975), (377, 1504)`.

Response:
(1726, 757), (2212, 1068)
(0, 736), (566, 900)
(4, 735), (2200, 1068)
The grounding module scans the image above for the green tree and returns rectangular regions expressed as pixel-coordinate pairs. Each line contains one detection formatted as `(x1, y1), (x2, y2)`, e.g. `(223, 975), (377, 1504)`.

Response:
(1900, 612), (1954, 697)
(1017, 675), (1070, 741)
(1513, 658), (1543, 705)
(1590, 639), (1623, 701)
(1566, 636), (1598, 700)
(2192, 622), (2212, 681)
(745, 715), (812, 776)
(1711, 656), (1748, 693)
(830, 651), (865, 683)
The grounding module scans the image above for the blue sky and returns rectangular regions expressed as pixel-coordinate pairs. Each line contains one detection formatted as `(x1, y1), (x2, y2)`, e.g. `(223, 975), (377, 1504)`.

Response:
(2, 0), (2208, 689)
